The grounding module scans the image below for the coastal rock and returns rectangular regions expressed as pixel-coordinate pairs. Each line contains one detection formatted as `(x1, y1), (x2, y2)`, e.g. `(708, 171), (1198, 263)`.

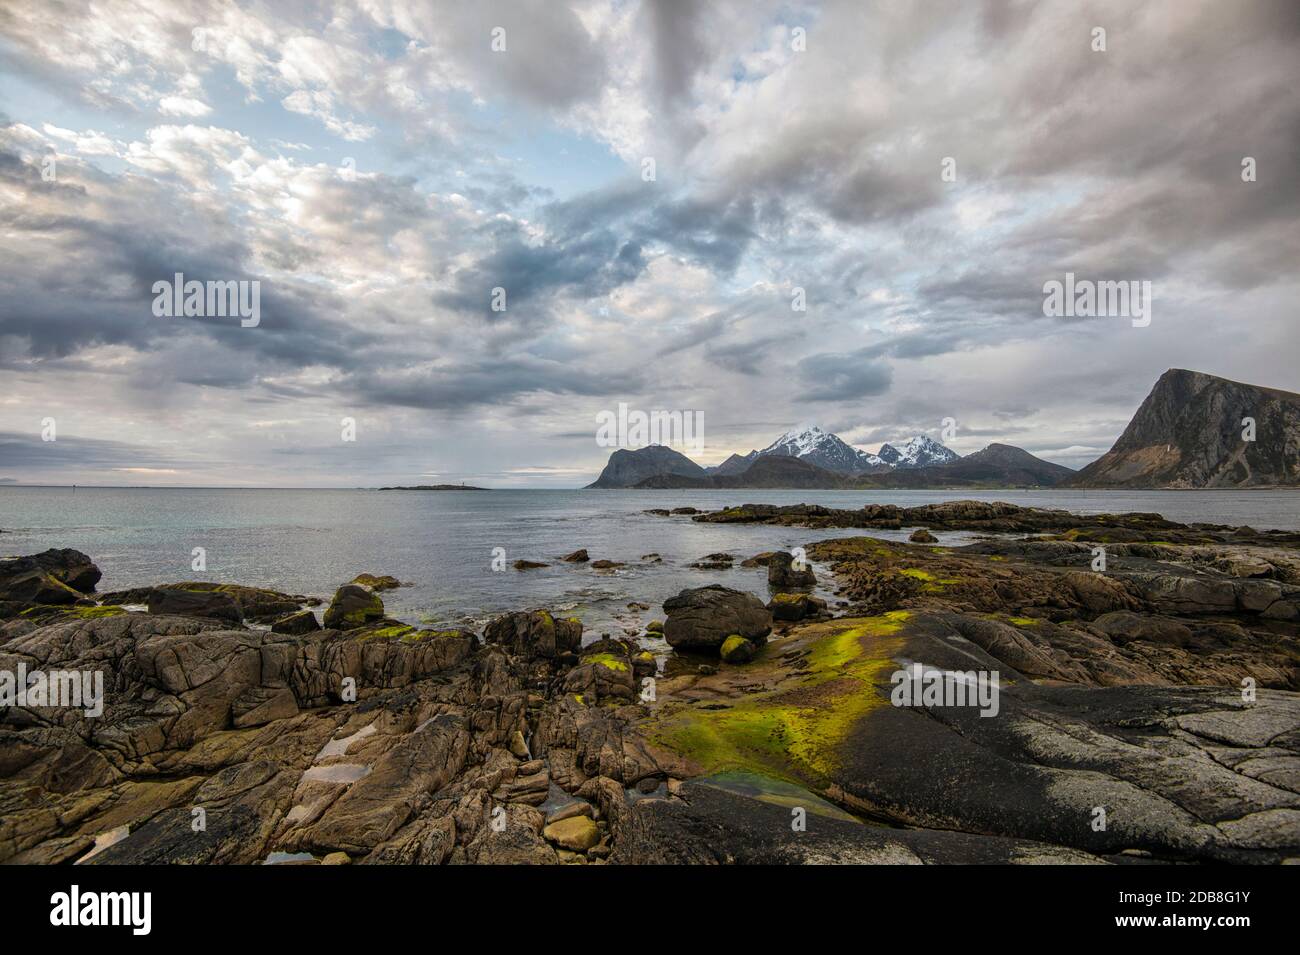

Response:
(543, 815), (600, 851)
(590, 559), (625, 570)
(767, 550), (816, 589)
(0, 548), (101, 593)
(690, 552), (734, 569)
(484, 609), (582, 659)
(0, 570), (83, 607)
(910, 528), (938, 543)
(322, 584), (384, 630)
(147, 587), (242, 623)
(563, 639), (639, 704)
(350, 573), (401, 591)
(513, 560), (548, 570)
(561, 549), (589, 563)
(662, 585), (772, 652)
(768, 592), (827, 622)
(719, 635), (756, 663)
(271, 609), (321, 635)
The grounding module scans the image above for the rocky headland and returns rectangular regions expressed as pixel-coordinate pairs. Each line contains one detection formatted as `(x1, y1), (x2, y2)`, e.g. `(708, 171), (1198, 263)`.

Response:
(2, 499), (1298, 864)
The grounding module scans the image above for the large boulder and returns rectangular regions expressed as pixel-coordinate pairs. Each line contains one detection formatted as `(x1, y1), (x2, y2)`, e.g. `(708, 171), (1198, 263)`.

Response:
(484, 609), (582, 659)
(768, 592), (827, 622)
(662, 585), (772, 652)
(767, 551), (816, 589)
(147, 587), (242, 623)
(271, 609), (321, 635)
(0, 570), (83, 606)
(564, 641), (637, 704)
(323, 584), (385, 630)
(0, 548), (101, 593)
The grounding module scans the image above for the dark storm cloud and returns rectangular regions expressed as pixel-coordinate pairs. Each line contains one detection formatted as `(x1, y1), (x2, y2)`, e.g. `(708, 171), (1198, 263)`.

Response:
(0, 142), (387, 377)
(796, 349), (893, 402)
(705, 332), (794, 376)
(435, 227), (648, 317)
(0, 431), (191, 470)
(437, 184), (760, 318)
(346, 355), (645, 412)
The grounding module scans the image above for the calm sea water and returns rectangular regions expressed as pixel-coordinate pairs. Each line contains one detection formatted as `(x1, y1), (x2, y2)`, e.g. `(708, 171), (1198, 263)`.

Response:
(2, 487), (1297, 641)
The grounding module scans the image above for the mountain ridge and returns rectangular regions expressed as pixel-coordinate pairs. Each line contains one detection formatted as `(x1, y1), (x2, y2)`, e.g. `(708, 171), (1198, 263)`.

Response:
(1070, 369), (1300, 488)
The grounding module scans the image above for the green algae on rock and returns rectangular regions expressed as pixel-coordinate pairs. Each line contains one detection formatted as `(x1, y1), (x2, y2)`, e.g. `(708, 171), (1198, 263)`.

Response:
(648, 613), (910, 789)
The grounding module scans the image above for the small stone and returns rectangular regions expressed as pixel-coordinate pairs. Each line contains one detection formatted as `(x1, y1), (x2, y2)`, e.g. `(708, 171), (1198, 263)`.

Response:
(321, 852), (351, 865)
(543, 815), (600, 852)
(508, 730), (530, 758)
(720, 634), (756, 663)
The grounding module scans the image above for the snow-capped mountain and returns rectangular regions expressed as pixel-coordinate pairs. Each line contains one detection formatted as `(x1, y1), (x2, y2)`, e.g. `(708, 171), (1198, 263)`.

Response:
(877, 435), (961, 469)
(703, 427), (959, 477)
(753, 426), (885, 475)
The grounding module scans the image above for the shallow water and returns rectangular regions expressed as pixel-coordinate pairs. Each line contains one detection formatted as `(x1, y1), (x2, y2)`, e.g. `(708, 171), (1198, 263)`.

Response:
(3, 486), (1297, 636)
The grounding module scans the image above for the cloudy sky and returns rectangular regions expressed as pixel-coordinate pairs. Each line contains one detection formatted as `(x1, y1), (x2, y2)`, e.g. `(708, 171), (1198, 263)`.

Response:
(1, 0), (1297, 487)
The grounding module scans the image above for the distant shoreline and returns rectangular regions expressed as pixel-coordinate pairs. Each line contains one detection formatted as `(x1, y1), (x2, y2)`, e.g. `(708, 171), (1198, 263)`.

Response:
(378, 485), (490, 491)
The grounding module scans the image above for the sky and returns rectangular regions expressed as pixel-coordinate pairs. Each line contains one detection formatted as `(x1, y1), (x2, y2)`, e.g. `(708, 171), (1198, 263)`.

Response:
(0, 0), (1297, 488)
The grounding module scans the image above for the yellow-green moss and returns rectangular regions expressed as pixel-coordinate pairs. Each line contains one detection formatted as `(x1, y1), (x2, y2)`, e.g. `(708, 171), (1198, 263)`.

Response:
(720, 635), (753, 661)
(650, 612), (910, 790)
(21, 604), (125, 619)
(401, 628), (462, 643)
(71, 605), (126, 618)
(1007, 617), (1041, 627)
(583, 652), (628, 672)
(357, 624), (415, 641)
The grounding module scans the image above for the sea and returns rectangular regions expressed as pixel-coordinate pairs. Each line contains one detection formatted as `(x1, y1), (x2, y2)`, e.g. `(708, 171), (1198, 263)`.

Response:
(2, 486), (1297, 643)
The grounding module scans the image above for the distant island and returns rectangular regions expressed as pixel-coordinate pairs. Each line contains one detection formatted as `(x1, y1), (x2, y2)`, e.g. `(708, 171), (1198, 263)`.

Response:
(379, 484), (490, 491)
(587, 369), (1300, 490)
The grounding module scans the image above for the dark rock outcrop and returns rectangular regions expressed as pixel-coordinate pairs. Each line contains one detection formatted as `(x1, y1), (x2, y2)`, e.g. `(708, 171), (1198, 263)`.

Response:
(272, 609), (322, 635)
(767, 550), (816, 589)
(483, 610), (582, 659)
(662, 585), (772, 652)
(0, 548), (101, 593)
(323, 584), (384, 630)
(147, 587), (242, 623)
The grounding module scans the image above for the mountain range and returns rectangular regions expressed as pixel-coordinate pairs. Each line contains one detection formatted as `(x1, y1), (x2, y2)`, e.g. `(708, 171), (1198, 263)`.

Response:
(587, 423), (1068, 489)
(587, 370), (1300, 490)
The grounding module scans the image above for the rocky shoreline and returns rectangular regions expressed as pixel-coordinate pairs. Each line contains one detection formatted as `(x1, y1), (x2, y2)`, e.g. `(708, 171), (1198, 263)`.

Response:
(2, 500), (1298, 864)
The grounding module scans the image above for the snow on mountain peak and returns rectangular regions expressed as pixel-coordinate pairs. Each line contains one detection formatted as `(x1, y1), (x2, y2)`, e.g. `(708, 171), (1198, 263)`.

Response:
(890, 434), (960, 468)
(758, 425), (883, 473)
